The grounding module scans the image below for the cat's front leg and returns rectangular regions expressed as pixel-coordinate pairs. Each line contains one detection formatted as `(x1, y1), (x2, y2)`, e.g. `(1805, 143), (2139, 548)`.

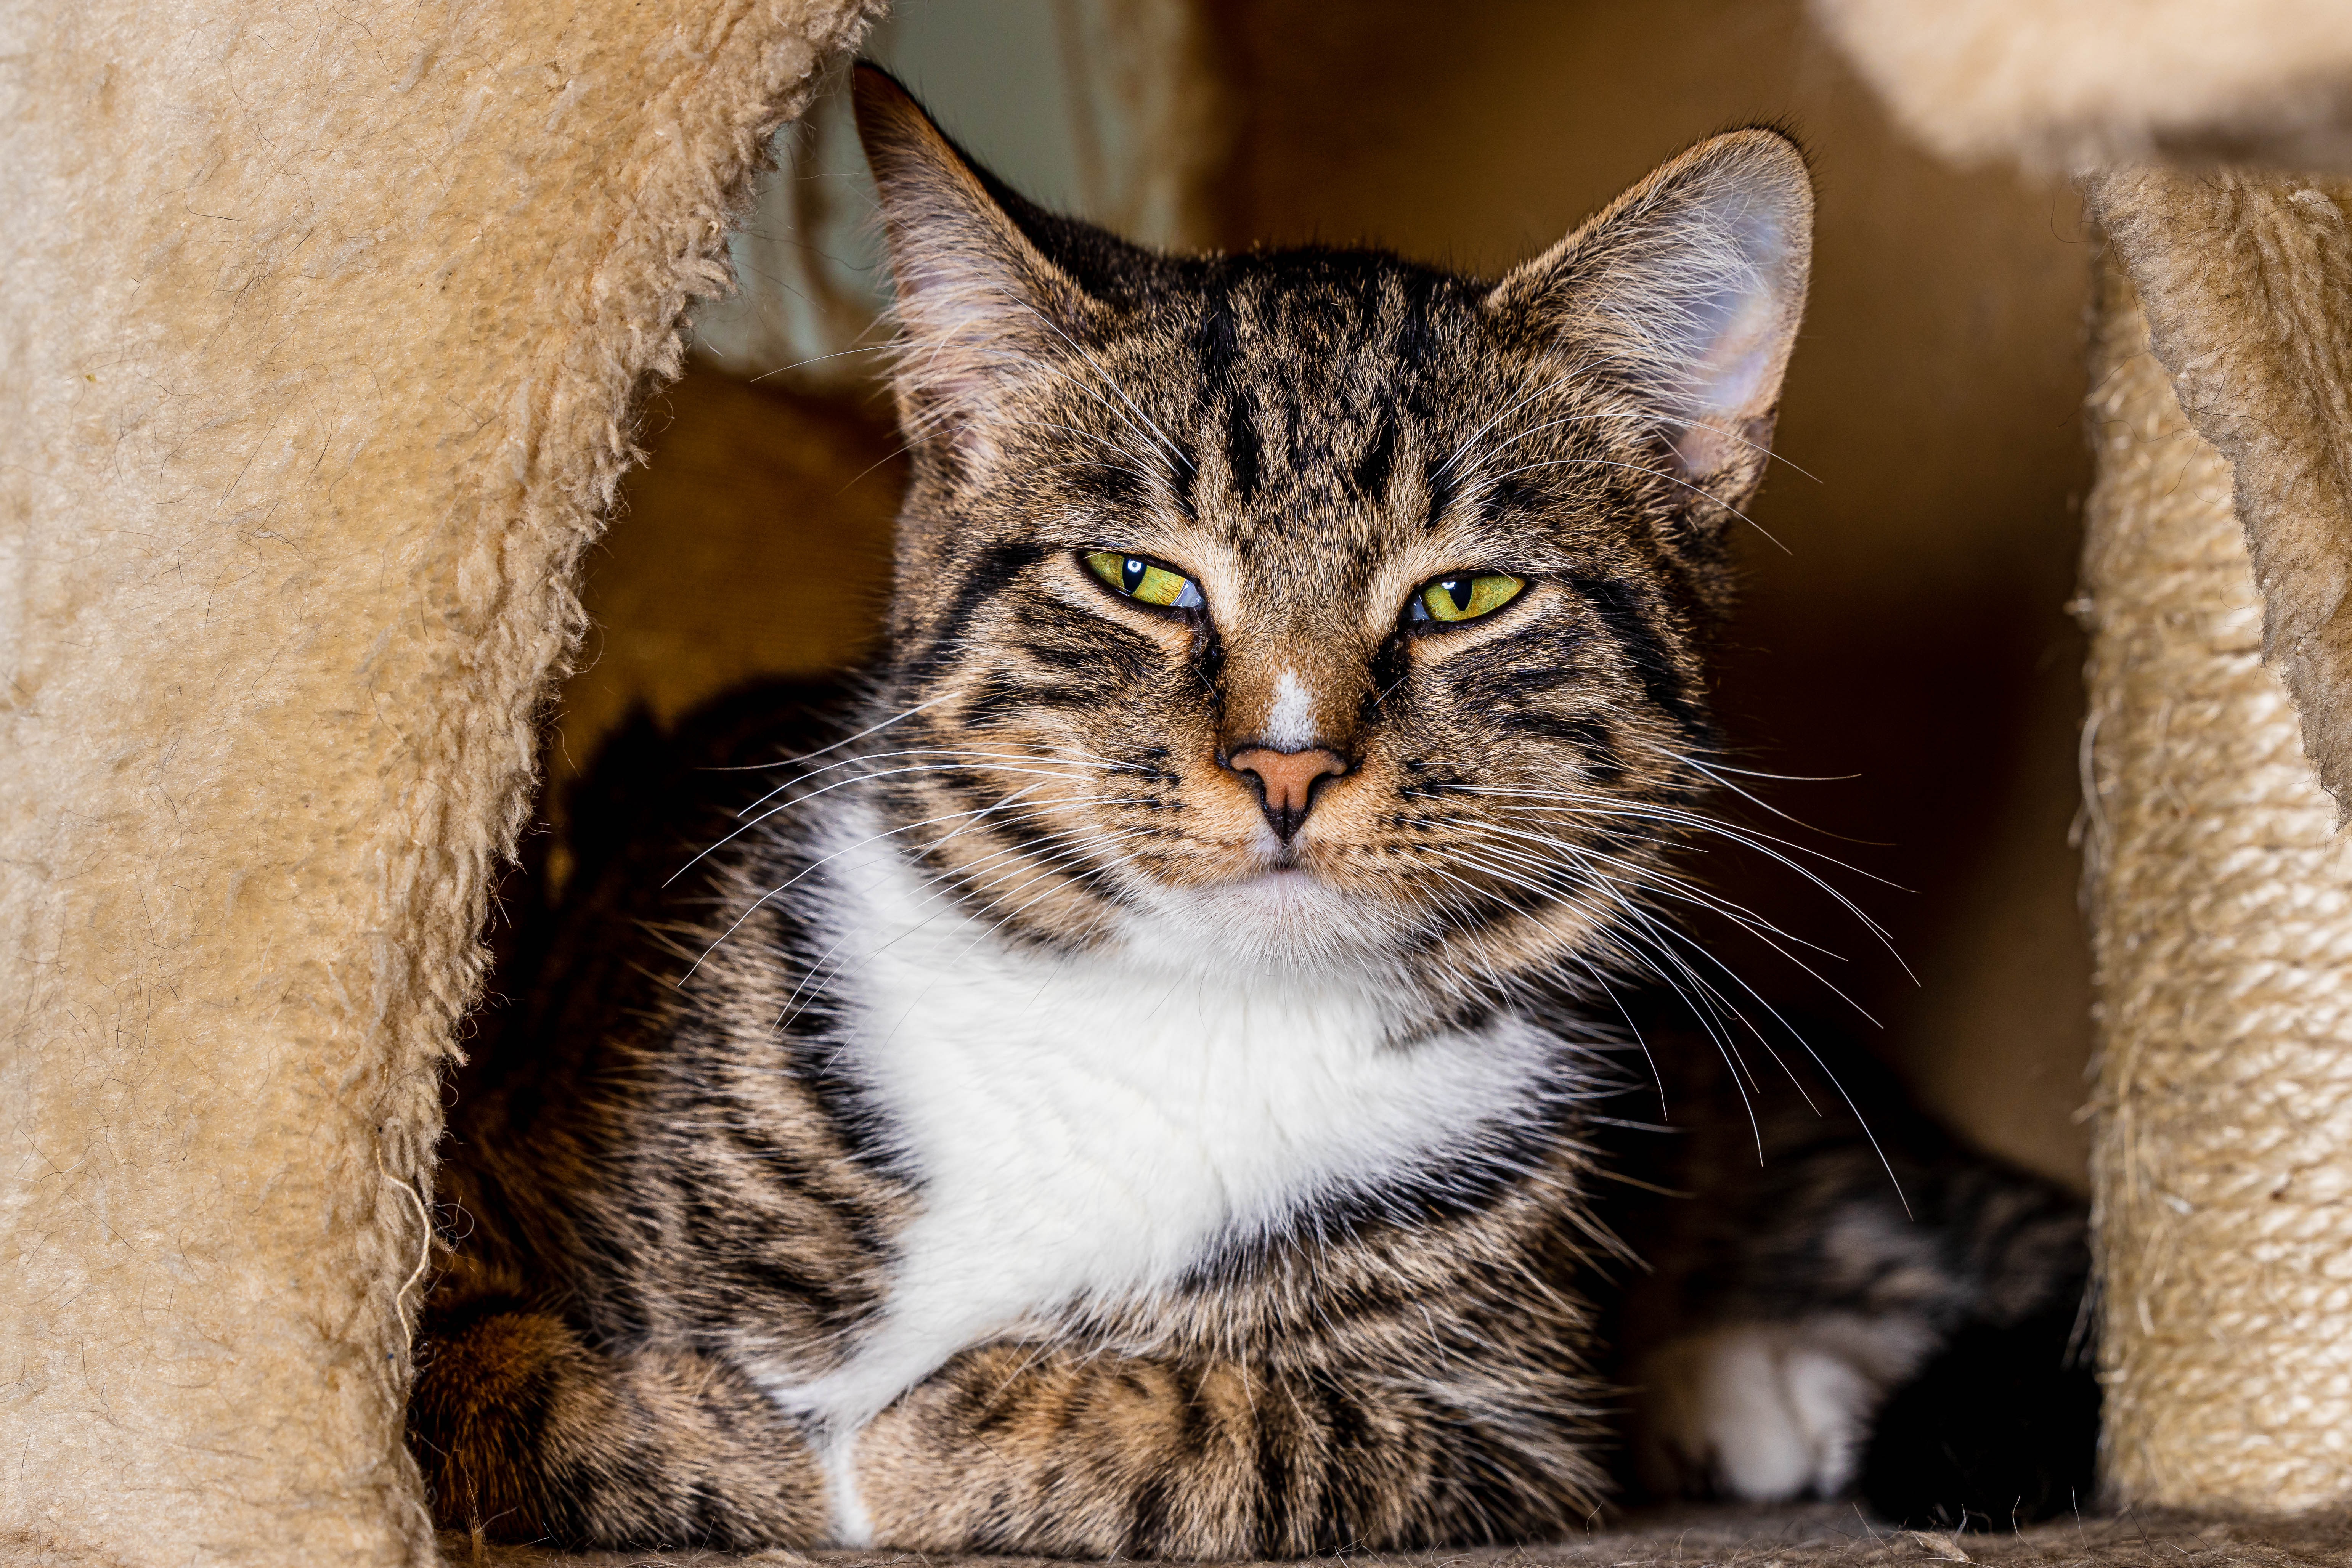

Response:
(850, 1340), (1589, 1557)
(411, 1302), (828, 1549)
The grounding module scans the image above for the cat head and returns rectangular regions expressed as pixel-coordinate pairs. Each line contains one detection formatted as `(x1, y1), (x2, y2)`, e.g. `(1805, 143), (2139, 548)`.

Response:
(846, 66), (1811, 998)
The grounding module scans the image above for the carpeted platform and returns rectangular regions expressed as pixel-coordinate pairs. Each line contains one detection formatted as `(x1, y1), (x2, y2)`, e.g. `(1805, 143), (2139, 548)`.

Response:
(448, 1506), (2352, 1566)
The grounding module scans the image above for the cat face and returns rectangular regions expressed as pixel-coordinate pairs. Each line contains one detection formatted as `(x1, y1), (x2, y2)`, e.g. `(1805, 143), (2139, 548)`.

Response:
(848, 68), (1810, 998)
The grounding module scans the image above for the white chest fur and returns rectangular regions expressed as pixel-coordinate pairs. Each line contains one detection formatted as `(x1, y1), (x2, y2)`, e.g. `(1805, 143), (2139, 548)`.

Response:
(763, 805), (1562, 1541)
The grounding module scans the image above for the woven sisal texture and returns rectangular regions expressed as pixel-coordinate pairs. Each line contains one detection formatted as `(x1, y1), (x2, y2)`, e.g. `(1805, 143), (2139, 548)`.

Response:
(2084, 169), (2352, 826)
(2078, 270), (2352, 1513)
(0, 1), (876, 1563)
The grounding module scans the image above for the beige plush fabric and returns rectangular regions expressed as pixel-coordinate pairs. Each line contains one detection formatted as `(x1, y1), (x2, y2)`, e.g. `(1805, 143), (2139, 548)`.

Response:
(1811, 8), (2352, 816)
(2084, 169), (2352, 821)
(0, 0), (877, 1562)
(1814, 0), (2352, 170)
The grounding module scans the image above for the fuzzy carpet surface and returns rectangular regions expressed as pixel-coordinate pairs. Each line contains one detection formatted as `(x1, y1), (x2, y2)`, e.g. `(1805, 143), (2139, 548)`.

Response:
(448, 1506), (2352, 1566)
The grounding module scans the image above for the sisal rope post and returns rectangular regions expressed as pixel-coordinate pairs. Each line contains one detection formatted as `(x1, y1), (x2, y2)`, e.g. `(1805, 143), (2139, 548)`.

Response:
(2080, 266), (2352, 1511)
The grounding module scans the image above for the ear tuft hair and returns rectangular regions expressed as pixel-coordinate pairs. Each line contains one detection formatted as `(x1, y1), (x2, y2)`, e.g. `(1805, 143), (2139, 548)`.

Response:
(851, 66), (1097, 467)
(1487, 129), (1814, 490)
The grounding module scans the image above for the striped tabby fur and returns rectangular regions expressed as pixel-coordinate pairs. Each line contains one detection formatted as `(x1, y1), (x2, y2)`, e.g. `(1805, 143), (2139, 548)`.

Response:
(408, 68), (2091, 1553)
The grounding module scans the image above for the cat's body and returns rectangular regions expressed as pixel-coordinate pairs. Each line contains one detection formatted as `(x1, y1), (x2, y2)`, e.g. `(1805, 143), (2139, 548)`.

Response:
(424, 684), (1616, 1552)
(410, 70), (2094, 1553)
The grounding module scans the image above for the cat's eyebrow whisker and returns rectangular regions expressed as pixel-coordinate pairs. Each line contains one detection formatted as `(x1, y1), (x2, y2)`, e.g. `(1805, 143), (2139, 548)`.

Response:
(1013, 303), (1193, 473)
(1029, 418), (1160, 472)
(1468, 400), (1821, 485)
(1435, 363), (1603, 483)
(1041, 459), (1160, 489)
(1459, 456), (1789, 554)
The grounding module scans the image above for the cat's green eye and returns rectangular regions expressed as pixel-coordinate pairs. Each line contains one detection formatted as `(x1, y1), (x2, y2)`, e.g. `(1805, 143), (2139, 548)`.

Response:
(1085, 550), (1204, 610)
(1410, 572), (1525, 626)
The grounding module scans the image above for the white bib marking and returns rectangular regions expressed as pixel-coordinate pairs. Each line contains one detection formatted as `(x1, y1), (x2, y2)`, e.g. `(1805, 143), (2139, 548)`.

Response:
(761, 803), (1563, 1543)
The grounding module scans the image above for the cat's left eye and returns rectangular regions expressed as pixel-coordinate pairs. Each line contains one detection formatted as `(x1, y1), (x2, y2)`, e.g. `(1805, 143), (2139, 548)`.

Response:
(1408, 572), (1525, 626)
(1085, 550), (1205, 610)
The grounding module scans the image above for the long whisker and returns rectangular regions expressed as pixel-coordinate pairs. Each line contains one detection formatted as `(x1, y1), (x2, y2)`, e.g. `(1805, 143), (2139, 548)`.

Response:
(1457, 820), (1850, 966)
(774, 817), (1163, 1031)
(1654, 746), (1893, 847)
(1440, 784), (1910, 974)
(698, 692), (957, 774)
(1426, 861), (1765, 1156)
(670, 755), (1133, 886)
(686, 787), (1146, 982)
(790, 824), (1161, 1038)
(1493, 839), (1906, 1204)
(737, 742), (1138, 815)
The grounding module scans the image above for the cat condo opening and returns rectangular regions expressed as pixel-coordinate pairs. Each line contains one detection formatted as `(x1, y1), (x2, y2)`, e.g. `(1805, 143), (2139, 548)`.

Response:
(5, 0), (2352, 1563)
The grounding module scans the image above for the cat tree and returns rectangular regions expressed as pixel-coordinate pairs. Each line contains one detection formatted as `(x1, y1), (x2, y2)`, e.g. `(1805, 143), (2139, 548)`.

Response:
(0, 2), (877, 1562)
(1821, 0), (2352, 1515)
(3, 0), (2350, 1563)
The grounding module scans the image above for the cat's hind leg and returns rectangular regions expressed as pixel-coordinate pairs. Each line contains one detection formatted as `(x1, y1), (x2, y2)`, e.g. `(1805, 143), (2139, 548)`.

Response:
(407, 1301), (826, 1549)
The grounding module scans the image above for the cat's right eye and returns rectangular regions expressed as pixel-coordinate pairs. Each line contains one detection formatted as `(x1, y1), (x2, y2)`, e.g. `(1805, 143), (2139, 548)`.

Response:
(1406, 571), (1525, 627)
(1084, 550), (1205, 610)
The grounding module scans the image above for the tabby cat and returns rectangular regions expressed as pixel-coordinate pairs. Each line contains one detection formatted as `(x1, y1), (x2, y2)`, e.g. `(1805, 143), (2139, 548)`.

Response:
(409, 67), (2094, 1552)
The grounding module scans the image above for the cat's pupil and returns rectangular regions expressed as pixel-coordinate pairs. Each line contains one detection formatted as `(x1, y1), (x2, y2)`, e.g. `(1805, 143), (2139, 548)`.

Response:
(1123, 557), (1148, 594)
(1441, 577), (1474, 613)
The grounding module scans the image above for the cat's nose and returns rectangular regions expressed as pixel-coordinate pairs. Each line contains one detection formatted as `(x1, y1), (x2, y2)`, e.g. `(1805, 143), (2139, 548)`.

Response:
(1227, 746), (1347, 842)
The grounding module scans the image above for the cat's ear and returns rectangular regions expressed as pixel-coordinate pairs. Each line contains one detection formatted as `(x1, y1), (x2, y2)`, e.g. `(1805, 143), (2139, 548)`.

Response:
(1487, 130), (1812, 499)
(852, 65), (1096, 465)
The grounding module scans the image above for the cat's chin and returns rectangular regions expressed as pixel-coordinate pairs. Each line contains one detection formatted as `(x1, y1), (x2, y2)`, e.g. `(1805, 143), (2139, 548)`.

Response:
(1118, 866), (1411, 980)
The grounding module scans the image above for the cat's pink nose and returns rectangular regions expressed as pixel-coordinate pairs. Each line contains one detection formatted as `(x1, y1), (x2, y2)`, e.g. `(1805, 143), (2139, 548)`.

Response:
(1228, 747), (1347, 841)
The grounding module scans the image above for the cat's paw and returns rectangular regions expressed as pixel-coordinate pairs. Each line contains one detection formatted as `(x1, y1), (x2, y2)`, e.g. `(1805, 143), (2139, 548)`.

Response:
(1635, 1318), (1933, 1502)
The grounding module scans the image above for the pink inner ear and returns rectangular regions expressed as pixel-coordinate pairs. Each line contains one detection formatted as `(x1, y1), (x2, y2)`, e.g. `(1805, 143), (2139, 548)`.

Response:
(887, 257), (1044, 468)
(1663, 256), (1793, 476)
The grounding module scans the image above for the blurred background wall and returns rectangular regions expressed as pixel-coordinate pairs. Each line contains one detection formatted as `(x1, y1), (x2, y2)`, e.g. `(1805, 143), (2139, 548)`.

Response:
(556, 0), (2098, 1189)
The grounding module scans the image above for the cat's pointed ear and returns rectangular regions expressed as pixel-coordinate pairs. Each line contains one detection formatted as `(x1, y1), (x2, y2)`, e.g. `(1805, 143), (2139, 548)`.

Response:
(1487, 130), (1812, 499)
(852, 65), (1095, 465)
